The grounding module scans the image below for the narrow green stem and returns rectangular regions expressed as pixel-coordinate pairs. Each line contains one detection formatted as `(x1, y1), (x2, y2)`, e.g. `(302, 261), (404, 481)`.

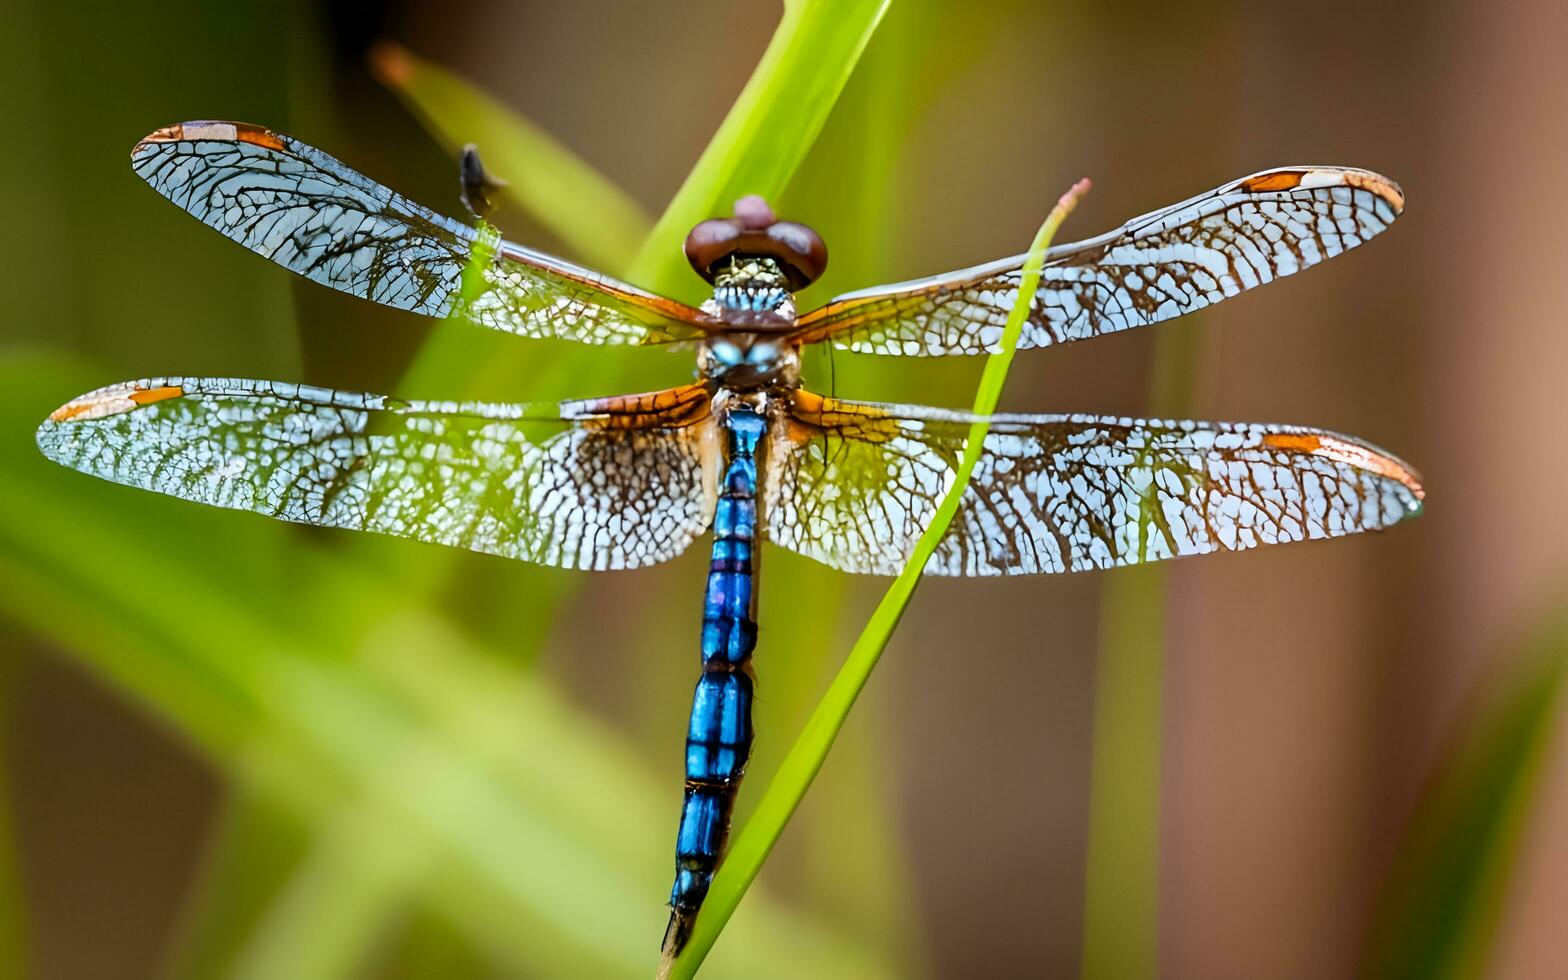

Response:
(1079, 567), (1165, 980)
(662, 180), (1093, 979)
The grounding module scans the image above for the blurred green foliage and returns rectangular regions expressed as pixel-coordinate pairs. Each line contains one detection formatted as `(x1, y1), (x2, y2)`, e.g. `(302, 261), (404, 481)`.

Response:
(1366, 611), (1568, 980)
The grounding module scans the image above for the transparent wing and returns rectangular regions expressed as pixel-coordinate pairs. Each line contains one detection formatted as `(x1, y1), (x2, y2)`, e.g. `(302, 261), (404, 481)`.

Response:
(38, 378), (716, 570)
(133, 121), (709, 345)
(793, 167), (1404, 355)
(767, 393), (1423, 576)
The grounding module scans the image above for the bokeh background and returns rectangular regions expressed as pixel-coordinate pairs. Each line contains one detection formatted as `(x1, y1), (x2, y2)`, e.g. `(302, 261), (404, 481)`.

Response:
(2, 1), (1565, 977)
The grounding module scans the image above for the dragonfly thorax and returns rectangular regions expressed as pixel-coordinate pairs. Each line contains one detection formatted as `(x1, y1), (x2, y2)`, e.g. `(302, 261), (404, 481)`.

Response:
(698, 332), (801, 390)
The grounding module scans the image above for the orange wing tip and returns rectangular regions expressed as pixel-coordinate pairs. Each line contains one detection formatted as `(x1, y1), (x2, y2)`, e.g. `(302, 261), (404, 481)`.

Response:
(140, 124), (186, 144)
(1263, 431), (1425, 500)
(135, 121), (285, 153)
(48, 384), (184, 422)
(1240, 168), (1404, 213)
(1343, 171), (1405, 212)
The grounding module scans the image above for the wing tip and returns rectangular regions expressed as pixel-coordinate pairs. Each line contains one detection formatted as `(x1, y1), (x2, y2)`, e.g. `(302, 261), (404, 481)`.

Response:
(44, 382), (184, 424)
(1344, 170), (1405, 214)
(1239, 167), (1405, 214)
(1261, 430), (1425, 520)
(132, 121), (286, 159)
(1399, 492), (1425, 522)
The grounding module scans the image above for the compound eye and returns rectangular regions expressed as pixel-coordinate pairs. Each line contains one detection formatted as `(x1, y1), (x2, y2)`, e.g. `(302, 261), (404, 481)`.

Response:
(684, 220), (741, 284)
(764, 222), (828, 289)
(682, 202), (828, 290)
(709, 340), (743, 366)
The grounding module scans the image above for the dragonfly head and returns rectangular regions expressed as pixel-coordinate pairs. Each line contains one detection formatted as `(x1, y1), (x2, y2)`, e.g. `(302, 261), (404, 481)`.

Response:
(699, 335), (800, 390)
(684, 195), (828, 294)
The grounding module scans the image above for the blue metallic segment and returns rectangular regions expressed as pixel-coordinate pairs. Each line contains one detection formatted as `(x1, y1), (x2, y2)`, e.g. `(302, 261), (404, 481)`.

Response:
(685, 672), (753, 782)
(671, 868), (704, 904)
(709, 537), (751, 567)
(703, 568), (752, 619)
(723, 459), (757, 494)
(727, 408), (766, 450)
(669, 405), (766, 923)
(700, 614), (757, 665)
(675, 789), (727, 861)
(685, 739), (741, 784)
(699, 620), (724, 661)
(712, 496), (754, 538)
(696, 406), (765, 666)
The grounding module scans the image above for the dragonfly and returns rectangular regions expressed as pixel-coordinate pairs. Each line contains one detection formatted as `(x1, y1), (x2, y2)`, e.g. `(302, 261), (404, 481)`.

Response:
(36, 120), (1423, 955)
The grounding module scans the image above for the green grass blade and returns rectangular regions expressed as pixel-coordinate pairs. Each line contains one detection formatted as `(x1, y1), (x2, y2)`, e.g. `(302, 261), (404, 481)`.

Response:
(626, 0), (892, 298)
(662, 180), (1094, 979)
(370, 40), (651, 272)
(1365, 607), (1568, 980)
(1079, 566), (1165, 980)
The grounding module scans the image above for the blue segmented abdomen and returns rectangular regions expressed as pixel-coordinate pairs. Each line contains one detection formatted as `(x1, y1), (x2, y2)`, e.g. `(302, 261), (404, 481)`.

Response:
(664, 405), (766, 952)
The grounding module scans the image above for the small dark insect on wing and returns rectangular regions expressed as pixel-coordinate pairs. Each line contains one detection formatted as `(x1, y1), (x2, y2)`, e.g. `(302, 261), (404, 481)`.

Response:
(458, 143), (508, 221)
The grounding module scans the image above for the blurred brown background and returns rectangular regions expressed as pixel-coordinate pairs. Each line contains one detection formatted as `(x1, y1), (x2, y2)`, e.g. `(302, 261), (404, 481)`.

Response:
(3, 1), (1565, 978)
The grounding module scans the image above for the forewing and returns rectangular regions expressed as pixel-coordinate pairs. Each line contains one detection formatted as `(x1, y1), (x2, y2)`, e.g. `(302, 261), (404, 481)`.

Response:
(793, 168), (1403, 355)
(38, 378), (716, 570)
(133, 121), (707, 345)
(768, 394), (1423, 576)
